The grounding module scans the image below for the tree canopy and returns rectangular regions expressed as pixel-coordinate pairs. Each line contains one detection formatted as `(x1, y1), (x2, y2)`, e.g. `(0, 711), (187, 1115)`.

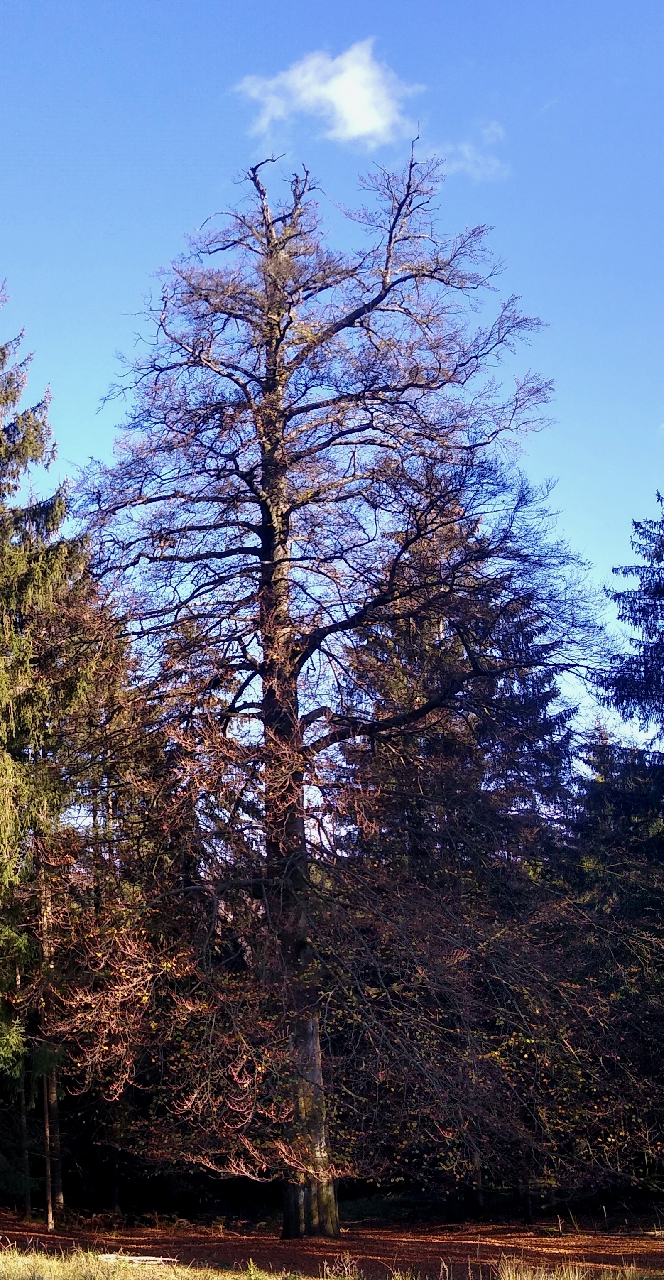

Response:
(0, 160), (660, 1238)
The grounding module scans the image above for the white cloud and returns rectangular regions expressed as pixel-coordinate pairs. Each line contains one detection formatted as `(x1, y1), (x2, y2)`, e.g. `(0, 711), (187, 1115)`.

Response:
(443, 143), (509, 180)
(236, 40), (419, 147)
(442, 125), (509, 181)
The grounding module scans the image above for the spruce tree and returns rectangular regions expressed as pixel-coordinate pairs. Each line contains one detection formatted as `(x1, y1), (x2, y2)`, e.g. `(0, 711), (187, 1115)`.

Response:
(602, 494), (664, 730)
(0, 311), (86, 1220)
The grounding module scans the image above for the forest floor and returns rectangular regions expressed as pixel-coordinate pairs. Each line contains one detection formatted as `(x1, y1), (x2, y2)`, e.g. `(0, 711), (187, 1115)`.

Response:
(3, 1213), (664, 1279)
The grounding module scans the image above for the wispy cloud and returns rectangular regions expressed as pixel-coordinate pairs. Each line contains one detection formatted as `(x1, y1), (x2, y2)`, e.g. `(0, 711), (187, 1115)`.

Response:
(480, 121), (506, 146)
(442, 122), (510, 180)
(236, 40), (419, 147)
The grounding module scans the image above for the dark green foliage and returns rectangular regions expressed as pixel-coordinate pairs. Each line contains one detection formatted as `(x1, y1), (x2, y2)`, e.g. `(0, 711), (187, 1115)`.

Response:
(544, 734), (664, 1191)
(0, 314), (90, 1215)
(0, 323), (87, 869)
(602, 494), (664, 731)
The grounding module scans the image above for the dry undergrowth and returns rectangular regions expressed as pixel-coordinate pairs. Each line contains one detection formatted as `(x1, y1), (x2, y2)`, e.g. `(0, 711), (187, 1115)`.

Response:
(323, 1257), (664, 1280)
(0, 1250), (225, 1280)
(0, 1250), (661, 1280)
(497, 1265), (659, 1280)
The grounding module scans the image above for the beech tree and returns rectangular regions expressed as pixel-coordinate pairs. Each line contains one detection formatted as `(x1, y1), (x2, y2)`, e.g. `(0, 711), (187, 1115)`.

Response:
(82, 157), (591, 1236)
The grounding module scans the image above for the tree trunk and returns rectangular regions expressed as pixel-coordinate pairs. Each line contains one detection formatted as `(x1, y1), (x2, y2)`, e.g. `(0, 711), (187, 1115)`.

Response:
(262, 674), (339, 1236)
(259, 390), (338, 1238)
(282, 1175), (339, 1240)
(108, 1147), (121, 1214)
(471, 1149), (484, 1212)
(267, 782), (340, 1238)
(18, 1063), (31, 1220)
(38, 857), (57, 1228)
(281, 1013), (339, 1238)
(47, 1068), (64, 1213)
(42, 1075), (54, 1232)
(92, 793), (102, 916)
(263, 742), (339, 1238)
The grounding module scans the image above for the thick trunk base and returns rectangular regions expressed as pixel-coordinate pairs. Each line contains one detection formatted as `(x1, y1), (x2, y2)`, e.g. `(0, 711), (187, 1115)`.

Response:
(282, 1176), (339, 1238)
(282, 1012), (339, 1237)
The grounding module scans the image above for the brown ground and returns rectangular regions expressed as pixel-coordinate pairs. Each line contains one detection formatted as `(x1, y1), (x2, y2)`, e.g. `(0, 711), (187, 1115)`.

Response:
(3, 1214), (664, 1279)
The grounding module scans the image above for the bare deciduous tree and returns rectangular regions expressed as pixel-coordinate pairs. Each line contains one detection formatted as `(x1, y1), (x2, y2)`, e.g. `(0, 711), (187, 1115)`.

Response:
(82, 156), (589, 1236)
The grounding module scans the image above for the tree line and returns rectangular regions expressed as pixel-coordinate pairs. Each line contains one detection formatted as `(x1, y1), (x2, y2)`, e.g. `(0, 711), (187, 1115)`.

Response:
(1, 158), (664, 1238)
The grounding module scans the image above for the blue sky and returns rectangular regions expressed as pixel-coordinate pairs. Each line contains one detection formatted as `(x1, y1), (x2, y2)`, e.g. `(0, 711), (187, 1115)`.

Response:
(2, 0), (663, 598)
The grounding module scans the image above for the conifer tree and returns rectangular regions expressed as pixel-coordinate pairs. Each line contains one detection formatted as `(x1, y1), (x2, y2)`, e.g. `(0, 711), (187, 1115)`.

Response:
(0, 307), (87, 1221)
(548, 733), (664, 1189)
(324, 538), (578, 1192)
(602, 494), (664, 730)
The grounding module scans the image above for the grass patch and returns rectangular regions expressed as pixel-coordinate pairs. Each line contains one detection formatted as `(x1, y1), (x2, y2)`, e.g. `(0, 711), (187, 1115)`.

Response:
(0, 1252), (662, 1280)
(324, 1259), (664, 1280)
(497, 1265), (661, 1280)
(0, 1249), (294, 1280)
